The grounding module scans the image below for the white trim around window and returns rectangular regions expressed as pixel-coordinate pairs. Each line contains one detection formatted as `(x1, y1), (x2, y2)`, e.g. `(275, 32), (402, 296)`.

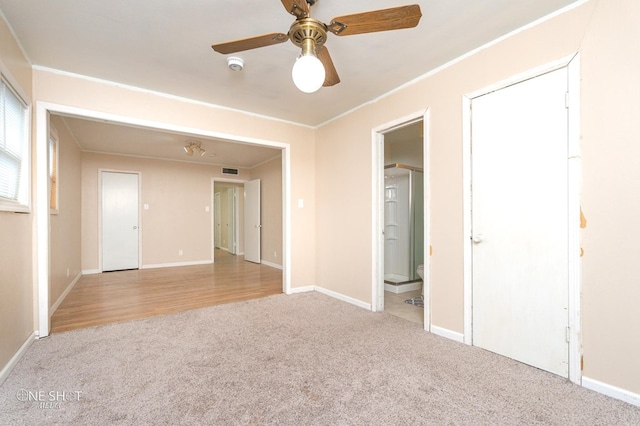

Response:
(0, 60), (31, 213)
(49, 126), (59, 214)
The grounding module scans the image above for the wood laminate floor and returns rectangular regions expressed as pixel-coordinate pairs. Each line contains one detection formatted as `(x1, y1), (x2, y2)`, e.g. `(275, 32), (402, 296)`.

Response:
(51, 250), (282, 333)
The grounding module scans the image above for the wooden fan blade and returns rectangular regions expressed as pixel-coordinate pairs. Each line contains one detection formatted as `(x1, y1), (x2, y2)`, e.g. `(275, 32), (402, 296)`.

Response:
(317, 47), (340, 87)
(328, 5), (422, 36)
(212, 33), (288, 54)
(281, 0), (309, 18)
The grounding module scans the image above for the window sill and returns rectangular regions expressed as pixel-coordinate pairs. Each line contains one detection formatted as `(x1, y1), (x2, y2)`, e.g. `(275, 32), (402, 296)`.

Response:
(0, 203), (31, 213)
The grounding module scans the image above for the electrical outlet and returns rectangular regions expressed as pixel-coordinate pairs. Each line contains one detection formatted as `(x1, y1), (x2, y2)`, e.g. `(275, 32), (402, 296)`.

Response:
(274, 251), (277, 258)
(178, 249), (183, 256)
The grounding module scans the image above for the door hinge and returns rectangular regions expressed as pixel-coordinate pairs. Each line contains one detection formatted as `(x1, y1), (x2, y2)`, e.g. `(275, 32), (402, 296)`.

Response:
(565, 92), (570, 109)
(566, 326), (571, 343)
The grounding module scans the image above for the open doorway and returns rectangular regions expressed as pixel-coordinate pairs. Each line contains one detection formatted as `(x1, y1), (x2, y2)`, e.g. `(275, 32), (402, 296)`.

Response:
(372, 112), (428, 329)
(213, 181), (244, 256)
(37, 103), (291, 337)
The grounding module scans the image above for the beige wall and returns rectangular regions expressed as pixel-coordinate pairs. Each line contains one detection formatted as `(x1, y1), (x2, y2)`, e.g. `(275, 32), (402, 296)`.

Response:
(0, 16), (34, 375)
(385, 136), (423, 168)
(316, 110), (374, 303)
(315, 0), (640, 395)
(49, 115), (82, 308)
(578, 0), (640, 395)
(252, 155), (283, 266)
(82, 153), (254, 270)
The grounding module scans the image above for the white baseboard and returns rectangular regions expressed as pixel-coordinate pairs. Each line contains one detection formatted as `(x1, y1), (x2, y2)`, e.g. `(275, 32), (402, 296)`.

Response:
(582, 376), (640, 407)
(82, 269), (100, 275)
(287, 286), (314, 295)
(0, 333), (35, 386)
(288, 286), (373, 311)
(141, 260), (213, 269)
(50, 272), (82, 316)
(431, 325), (465, 343)
(260, 260), (283, 270)
(313, 286), (372, 310)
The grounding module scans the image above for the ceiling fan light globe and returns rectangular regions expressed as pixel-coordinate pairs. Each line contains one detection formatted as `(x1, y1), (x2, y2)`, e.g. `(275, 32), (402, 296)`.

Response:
(292, 55), (325, 93)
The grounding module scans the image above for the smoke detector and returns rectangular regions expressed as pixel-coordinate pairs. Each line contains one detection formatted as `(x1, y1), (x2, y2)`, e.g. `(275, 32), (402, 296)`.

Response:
(227, 57), (244, 71)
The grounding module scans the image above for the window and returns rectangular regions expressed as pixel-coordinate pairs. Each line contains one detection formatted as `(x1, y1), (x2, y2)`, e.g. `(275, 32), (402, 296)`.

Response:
(49, 128), (59, 213)
(0, 74), (29, 212)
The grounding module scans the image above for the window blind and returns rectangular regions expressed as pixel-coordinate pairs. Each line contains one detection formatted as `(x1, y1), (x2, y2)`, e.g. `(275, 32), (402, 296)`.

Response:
(0, 77), (28, 203)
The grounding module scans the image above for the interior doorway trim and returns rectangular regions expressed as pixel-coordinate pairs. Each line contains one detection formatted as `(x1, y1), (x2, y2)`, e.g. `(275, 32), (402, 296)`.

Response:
(211, 177), (246, 261)
(35, 101), (292, 338)
(371, 109), (430, 331)
(461, 53), (581, 383)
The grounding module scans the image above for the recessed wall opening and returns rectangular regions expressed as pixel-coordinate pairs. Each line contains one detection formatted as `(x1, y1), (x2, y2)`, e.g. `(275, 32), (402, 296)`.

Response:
(36, 102), (291, 337)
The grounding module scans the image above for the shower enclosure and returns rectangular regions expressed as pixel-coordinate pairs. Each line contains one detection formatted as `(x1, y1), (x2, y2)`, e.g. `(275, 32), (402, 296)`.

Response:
(384, 164), (424, 285)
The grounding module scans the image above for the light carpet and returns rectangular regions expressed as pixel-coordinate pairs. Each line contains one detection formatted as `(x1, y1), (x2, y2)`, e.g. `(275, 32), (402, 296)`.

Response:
(1, 292), (639, 425)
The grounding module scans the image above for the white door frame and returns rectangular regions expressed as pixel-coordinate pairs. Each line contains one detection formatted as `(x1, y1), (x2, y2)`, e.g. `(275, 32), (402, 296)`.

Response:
(243, 178), (262, 264)
(372, 109), (431, 331)
(227, 186), (236, 254)
(36, 102), (291, 338)
(98, 169), (142, 272)
(211, 178), (245, 259)
(214, 192), (222, 249)
(462, 54), (581, 383)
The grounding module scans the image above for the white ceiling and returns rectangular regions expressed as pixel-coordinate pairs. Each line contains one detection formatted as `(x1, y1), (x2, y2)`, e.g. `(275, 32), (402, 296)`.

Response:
(0, 0), (581, 164)
(56, 115), (282, 168)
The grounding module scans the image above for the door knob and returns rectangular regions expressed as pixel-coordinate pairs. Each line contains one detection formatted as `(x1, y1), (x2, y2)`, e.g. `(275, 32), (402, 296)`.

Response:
(133, 226), (138, 230)
(472, 234), (483, 243)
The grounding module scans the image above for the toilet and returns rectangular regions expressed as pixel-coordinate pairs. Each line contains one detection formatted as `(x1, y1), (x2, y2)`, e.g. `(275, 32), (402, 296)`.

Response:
(416, 264), (424, 296)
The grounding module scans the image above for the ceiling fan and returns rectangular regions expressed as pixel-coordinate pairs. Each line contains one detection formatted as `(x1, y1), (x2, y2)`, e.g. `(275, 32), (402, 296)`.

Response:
(211, 0), (422, 93)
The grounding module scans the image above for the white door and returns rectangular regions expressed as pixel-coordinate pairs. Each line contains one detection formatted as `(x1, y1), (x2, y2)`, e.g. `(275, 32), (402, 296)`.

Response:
(102, 171), (139, 272)
(244, 179), (261, 263)
(471, 68), (569, 377)
(214, 192), (221, 249)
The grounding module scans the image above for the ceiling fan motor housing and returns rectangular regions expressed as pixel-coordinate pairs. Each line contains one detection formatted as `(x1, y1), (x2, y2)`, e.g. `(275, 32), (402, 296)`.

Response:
(289, 18), (327, 52)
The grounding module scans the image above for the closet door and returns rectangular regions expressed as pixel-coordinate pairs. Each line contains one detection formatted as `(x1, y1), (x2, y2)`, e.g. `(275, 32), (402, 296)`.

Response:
(471, 68), (569, 377)
(102, 171), (139, 271)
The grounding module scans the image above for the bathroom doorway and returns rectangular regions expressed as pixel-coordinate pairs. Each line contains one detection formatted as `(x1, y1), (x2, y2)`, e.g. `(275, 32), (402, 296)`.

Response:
(375, 117), (427, 327)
